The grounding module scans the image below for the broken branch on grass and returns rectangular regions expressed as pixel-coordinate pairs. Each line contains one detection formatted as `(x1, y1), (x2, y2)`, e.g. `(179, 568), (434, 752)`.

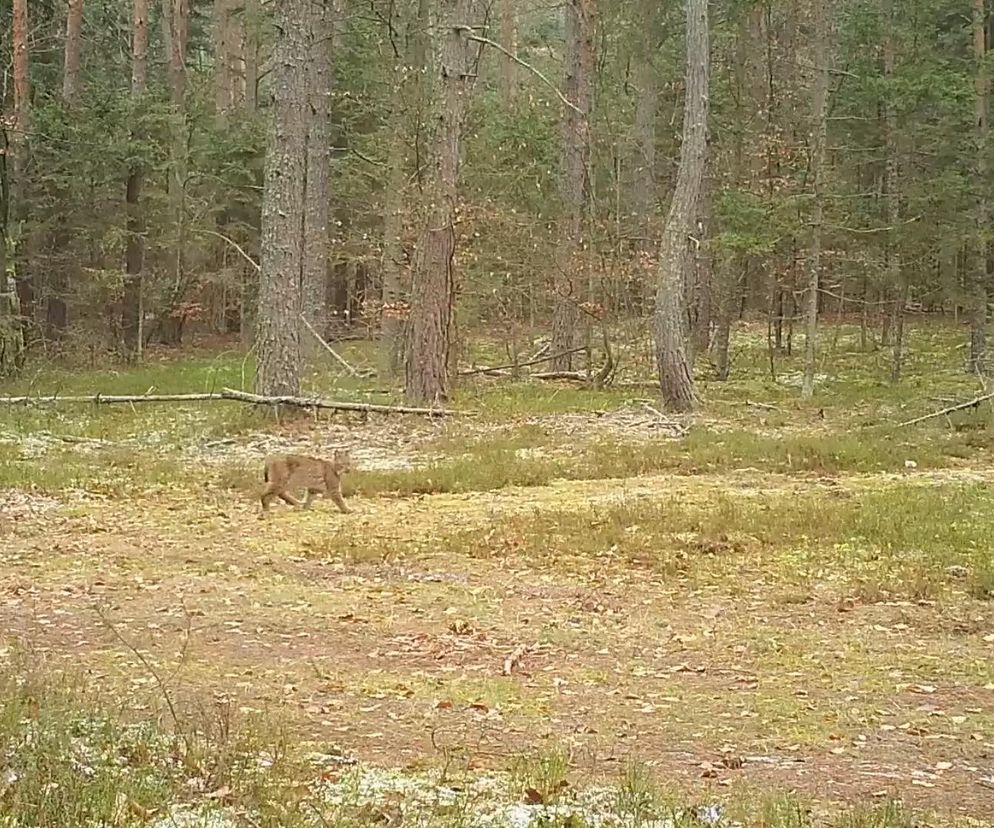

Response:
(0, 388), (464, 417)
(458, 345), (587, 376)
(896, 391), (994, 427)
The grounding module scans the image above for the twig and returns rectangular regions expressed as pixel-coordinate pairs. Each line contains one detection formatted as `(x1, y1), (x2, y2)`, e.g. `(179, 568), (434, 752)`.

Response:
(896, 392), (994, 427)
(299, 314), (360, 377)
(199, 229), (261, 272)
(94, 604), (190, 752)
(460, 30), (582, 113)
(458, 345), (587, 376)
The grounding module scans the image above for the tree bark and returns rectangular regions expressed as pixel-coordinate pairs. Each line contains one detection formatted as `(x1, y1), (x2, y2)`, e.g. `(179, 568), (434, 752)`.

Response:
(122, 0), (149, 357)
(11, 0), (34, 344)
(159, 0), (190, 346)
(652, 0), (709, 412)
(301, 0), (333, 356)
(404, 0), (479, 403)
(550, 0), (595, 372)
(629, 0), (661, 315)
(884, 0), (906, 383)
(63, 0), (85, 102)
(801, 0), (831, 399)
(969, 0), (989, 375)
(498, 0), (519, 106)
(256, 0), (309, 396)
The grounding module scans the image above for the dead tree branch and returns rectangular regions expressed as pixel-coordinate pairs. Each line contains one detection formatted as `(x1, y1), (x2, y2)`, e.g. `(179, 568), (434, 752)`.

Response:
(897, 392), (994, 427)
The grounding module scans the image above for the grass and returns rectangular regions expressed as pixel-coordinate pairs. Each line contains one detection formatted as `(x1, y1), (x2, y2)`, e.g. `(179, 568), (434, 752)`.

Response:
(5, 322), (994, 822)
(0, 665), (984, 828)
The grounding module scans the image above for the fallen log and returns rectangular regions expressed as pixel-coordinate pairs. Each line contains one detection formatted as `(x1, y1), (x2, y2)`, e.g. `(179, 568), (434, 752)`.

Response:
(0, 388), (460, 417)
(218, 388), (457, 416)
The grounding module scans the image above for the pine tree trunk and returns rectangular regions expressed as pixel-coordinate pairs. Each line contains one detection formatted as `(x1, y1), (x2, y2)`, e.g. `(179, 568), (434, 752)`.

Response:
(883, 0), (906, 383)
(499, 0), (519, 106)
(301, 0), (333, 357)
(629, 0), (660, 315)
(256, 0), (309, 396)
(653, 0), (709, 412)
(122, 0), (149, 357)
(801, 0), (831, 399)
(11, 0), (34, 346)
(159, 0), (189, 346)
(969, 0), (989, 375)
(550, 0), (595, 372)
(63, 0), (85, 102)
(380, 96), (408, 375)
(404, 0), (479, 403)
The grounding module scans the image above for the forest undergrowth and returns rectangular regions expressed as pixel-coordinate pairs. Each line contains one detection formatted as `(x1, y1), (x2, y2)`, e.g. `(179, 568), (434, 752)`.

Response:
(1, 323), (994, 827)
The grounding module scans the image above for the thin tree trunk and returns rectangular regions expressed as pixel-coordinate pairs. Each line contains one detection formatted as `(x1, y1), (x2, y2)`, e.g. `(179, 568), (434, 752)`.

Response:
(123, 0), (149, 357)
(969, 0), (989, 375)
(801, 0), (831, 399)
(653, 0), (709, 412)
(498, 0), (519, 106)
(47, 0), (87, 349)
(404, 0), (479, 403)
(550, 0), (595, 372)
(301, 0), (333, 357)
(0, 126), (24, 372)
(11, 0), (34, 345)
(256, 0), (309, 396)
(160, 0), (189, 346)
(630, 0), (660, 315)
(64, 0), (85, 101)
(380, 94), (409, 375)
(884, 0), (906, 383)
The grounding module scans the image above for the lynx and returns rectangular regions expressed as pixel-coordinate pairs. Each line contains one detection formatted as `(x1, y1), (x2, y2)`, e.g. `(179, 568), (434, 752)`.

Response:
(261, 450), (353, 513)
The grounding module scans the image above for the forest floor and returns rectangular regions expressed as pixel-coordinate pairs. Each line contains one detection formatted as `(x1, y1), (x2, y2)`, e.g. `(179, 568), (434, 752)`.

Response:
(2, 323), (994, 826)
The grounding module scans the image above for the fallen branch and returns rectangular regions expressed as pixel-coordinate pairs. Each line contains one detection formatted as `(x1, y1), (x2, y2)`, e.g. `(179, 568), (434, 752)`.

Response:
(300, 314), (363, 377)
(220, 388), (455, 416)
(0, 393), (219, 404)
(458, 345), (587, 376)
(531, 370), (590, 382)
(0, 389), (461, 417)
(897, 392), (994, 427)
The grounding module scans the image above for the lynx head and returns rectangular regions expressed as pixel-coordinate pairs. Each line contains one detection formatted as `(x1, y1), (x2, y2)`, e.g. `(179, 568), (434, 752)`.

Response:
(331, 448), (353, 473)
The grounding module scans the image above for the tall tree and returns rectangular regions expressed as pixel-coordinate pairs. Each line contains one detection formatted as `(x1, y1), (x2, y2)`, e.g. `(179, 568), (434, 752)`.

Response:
(499, 0), (519, 105)
(405, 0), (480, 403)
(47, 0), (87, 347)
(10, 0), (31, 341)
(550, 0), (595, 372)
(160, 0), (190, 344)
(301, 0), (334, 352)
(123, 0), (149, 357)
(653, 0), (709, 412)
(0, 12), (24, 373)
(629, 0), (662, 314)
(969, 0), (990, 375)
(381, 0), (431, 375)
(256, 0), (310, 396)
(884, 0), (906, 382)
(801, 0), (831, 399)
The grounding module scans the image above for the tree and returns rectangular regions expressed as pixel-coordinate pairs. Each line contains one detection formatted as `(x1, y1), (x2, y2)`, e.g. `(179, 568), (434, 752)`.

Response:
(550, 0), (595, 372)
(10, 0), (31, 341)
(884, 0), (906, 382)
(969, 0), (990, 375)
(63, 0), (85, 102)
(123, 0), (149, 357)
(801, 0), (831, 399)
(653, 0), (709, 412)
(301, 0), (333, 352)
(256, 0), (310, 396)
(405, 0), (480, 403)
